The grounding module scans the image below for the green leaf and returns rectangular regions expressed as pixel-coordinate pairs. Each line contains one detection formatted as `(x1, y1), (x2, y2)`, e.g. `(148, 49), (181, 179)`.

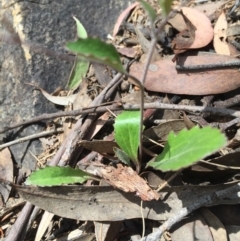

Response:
(113, 147), (131, 166)
(158, 0), (174, 17)
(25, 166), (93, 187)
(138, 0), (157, 22)
(67, 59), (89, 90)
(73, 16), (88, 39)
(114, 111), (142, 165)
(67, 17), (89, 90)
(147, 126), (227, 172)
(66, 37), (126, 73)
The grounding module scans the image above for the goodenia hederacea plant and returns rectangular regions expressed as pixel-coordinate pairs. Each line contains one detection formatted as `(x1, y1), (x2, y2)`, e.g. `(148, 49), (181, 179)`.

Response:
(66, 35), (145, 167)
(147, 126), (227, 172)
(25, 166), (96, 187)
(67, 17), (89, 90)
(114, 111), (142, 170)
(66, 37), (126, 74)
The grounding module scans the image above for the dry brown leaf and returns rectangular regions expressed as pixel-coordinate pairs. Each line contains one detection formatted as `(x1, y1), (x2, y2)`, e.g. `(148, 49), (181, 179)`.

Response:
(27, 83), (77, 106)
(130, 53), (240, 95)
(113, 2), (139, 38)
(200, 208), (228, 241)
(85, 112), (110, 140)
(143, 120), (189, 142)
(94, 221), (122, 241)
(183, 113), (196, 129)
(182, 7), (213, 49)
(62, 79), (92, 139)
(15, 183), (239, 221)
(171, 7), (213, 55)
(171, 212), (214, 241)
(117, 47), (137, 58)
(35, 212), (54, 241)
(214, 11), (230, 55)
(72, 80), (92, 110)
(78, 140), (117, 154)
(172, 10), (196, 54)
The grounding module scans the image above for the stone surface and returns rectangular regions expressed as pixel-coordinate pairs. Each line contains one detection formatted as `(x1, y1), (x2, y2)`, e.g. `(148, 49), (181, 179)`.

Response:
(0, 0), (134, 169)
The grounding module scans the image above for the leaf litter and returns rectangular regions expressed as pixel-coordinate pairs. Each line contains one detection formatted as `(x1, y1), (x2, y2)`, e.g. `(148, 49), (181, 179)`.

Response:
(2, 1), (240, 241)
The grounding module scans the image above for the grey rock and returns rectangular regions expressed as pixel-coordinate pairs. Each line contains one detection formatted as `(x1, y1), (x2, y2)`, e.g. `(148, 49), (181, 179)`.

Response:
(0, 0), (134, 170)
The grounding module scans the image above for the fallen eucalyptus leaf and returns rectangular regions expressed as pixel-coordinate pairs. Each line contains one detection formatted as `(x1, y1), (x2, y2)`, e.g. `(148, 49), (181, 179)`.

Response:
(78, 140), (118, 154)
(171, 212), (213, 241)
(200, 208), (228, 241)
(113, 2), (139, 38)
(182, 7), (213, 49)
(35, 211), (54, 241)
(14, 183), (240, 221)
(130, 53), (240, 95)
(143, 119), (192, 142)
(28, 83), (77, 106)
(213, 11), (230, 55)
(94, 221), (122, 241)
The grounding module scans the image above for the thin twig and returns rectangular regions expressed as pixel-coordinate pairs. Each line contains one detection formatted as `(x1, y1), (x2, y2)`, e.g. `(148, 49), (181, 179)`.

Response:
(143, 182), (240, 241)
(5, 202), (34, 241)
(199, 159), (240, 170)
(0, 128), (63, 150)
(2, 103), (240, 134)
(214, 94), (240, 108)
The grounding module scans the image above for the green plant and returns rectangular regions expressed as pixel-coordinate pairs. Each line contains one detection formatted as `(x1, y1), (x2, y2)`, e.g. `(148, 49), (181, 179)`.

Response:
(25, 0), (227, 187)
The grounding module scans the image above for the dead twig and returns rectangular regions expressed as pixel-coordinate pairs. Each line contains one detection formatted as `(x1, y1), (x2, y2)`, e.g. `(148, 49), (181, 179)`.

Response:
(2, 103), (240, 134)
(214, 94), (240, 108)
(0, 128), (63, 150)
(143, 182), (240, 241)
(5, 202), (34, 241)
